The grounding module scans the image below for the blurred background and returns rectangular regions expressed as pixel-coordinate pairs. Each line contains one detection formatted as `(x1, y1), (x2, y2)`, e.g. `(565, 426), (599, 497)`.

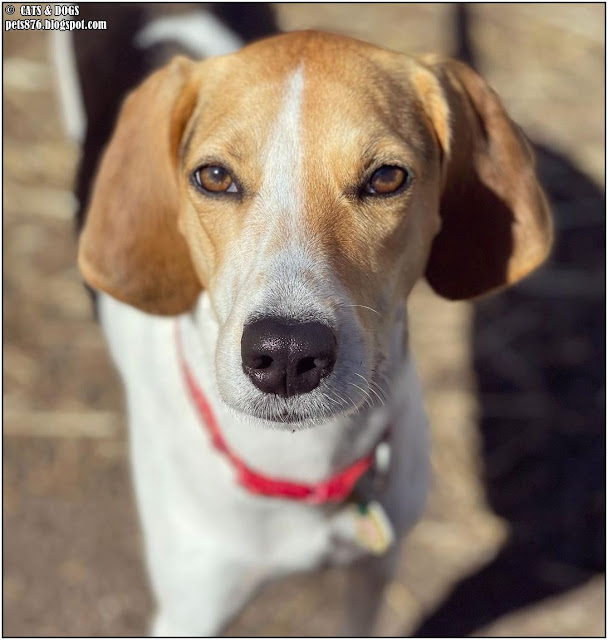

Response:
(3, 3), (605, 636)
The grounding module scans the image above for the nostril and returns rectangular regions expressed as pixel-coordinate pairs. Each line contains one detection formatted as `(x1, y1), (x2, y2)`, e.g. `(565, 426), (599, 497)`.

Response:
(296, 356), (316, 376)
(252, 355), (273, 370)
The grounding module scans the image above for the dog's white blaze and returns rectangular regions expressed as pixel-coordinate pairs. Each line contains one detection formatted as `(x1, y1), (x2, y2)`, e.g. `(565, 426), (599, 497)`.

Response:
(258, 66), (305, 241)
(215, 66), (309, 319)
(244, 65), (334, 323)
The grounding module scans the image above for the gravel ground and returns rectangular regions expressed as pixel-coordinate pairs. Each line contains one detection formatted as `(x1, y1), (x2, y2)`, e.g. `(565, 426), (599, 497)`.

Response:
(3, 3), (605, 636)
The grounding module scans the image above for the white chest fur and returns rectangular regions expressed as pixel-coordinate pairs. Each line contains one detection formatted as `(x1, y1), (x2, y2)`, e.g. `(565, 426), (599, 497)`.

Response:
(98, 292), (430, 634)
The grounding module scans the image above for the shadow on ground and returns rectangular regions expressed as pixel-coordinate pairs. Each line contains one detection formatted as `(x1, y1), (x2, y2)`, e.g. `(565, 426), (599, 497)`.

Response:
(413, 143), (605, 636)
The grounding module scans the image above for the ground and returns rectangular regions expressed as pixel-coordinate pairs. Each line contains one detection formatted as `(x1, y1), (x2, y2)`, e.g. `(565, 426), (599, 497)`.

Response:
(3, 3), (605, 636)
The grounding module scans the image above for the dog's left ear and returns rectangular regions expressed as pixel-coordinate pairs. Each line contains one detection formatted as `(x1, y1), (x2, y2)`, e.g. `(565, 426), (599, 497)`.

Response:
(414, 58), (553, 299)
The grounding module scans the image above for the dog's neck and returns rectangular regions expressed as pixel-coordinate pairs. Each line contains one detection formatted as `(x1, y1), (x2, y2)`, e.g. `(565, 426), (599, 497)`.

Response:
(178, 293), (410, 483)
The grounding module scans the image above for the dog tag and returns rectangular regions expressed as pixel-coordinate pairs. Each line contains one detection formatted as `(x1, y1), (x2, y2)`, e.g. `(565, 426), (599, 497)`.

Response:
(352, 500), (394, 555)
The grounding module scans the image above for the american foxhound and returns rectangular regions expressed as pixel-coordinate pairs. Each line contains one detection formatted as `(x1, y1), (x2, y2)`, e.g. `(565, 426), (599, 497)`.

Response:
(77, 30), (552, 636)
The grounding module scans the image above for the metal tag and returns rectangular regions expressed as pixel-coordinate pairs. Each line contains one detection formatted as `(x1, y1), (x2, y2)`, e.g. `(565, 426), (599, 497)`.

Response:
(350, 500), (394, 555)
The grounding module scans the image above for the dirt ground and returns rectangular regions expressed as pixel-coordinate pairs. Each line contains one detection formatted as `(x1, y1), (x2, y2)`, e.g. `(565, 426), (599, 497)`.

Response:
(3, 3), (605, 637)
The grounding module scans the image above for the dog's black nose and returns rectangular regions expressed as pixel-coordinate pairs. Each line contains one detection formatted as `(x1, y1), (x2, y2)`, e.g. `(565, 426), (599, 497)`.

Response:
(241, 318), (337, 397)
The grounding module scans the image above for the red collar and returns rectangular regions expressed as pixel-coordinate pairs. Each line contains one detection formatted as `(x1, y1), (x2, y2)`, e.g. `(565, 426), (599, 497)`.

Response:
(175, 321), (376, 504)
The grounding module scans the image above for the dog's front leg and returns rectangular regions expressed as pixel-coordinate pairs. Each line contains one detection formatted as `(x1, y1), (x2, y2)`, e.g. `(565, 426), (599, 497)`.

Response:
(149, 554), (266, 637)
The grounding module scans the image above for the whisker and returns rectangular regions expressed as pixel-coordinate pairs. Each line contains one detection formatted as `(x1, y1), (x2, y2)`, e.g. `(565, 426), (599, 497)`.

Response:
(354, 372), (378, 401)
(322, 392), (342, 407)
(342, 390), (360, 414)
(370, 370), (391, 402)
(368, 381), (386, 405)
(349, 381), (374, 407)
(342, 304), (381, 316)
(327, 389), (349, 411)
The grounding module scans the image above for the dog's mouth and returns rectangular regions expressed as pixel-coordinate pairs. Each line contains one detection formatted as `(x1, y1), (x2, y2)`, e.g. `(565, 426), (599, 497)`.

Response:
(231, 356), (390, 429)
(238, 391), (346, 428)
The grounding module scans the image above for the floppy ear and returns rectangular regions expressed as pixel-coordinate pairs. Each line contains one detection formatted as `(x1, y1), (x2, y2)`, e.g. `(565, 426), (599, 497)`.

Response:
(416, 58), (553, 299)
(78, 56), (202, 315)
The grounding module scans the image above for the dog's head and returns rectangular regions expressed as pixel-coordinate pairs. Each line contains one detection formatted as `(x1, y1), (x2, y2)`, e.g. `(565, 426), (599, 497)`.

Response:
(78, 31), (552, 427)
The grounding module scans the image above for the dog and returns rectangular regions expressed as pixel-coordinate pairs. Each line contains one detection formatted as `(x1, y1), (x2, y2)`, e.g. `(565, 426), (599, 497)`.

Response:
(70, 19), (552, 637)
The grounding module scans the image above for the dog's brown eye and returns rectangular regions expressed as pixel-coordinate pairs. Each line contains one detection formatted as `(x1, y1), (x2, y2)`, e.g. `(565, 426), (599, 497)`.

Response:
(365, 166), (408, 195)
(193, 165), (237, 193)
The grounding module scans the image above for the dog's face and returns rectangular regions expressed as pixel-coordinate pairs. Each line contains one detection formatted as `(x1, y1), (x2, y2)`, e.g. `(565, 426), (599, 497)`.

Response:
(178, 36), (442, 424)
(78, 31), (552, 427)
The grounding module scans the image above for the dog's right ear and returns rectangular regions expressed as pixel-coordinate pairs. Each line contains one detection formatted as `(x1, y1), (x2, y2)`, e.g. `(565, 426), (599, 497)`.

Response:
(78, 56), (203, 315)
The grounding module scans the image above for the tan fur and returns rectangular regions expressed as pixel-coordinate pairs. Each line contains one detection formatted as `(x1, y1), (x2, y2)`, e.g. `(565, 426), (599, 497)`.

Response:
(421, 58), (553, 299)
(78, 56), (202, 315)
(78, 31), (552, 317)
